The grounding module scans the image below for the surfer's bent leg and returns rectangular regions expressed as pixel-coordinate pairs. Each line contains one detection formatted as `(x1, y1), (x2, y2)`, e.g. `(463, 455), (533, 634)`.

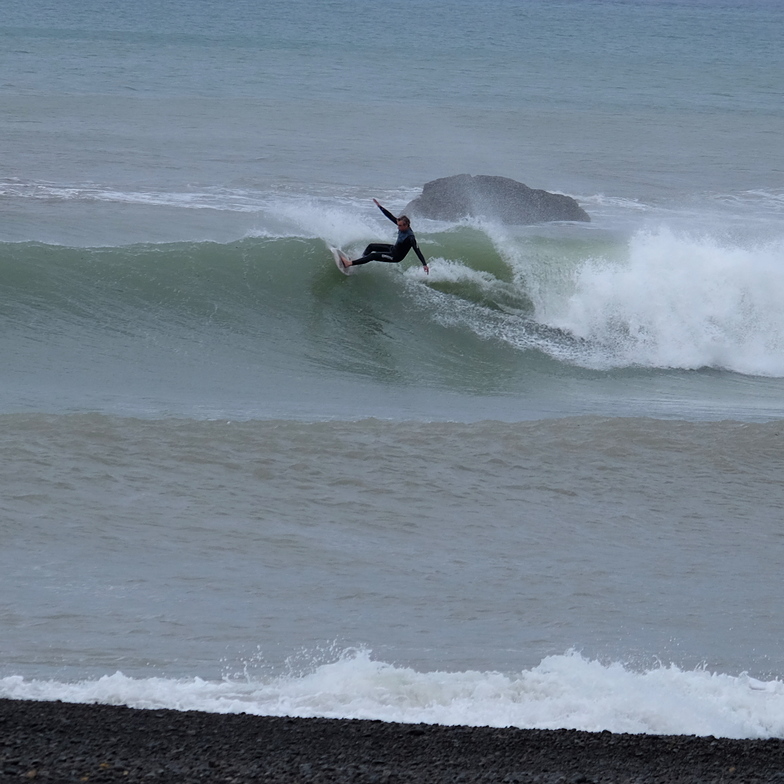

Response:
(352, 243), (396, 266)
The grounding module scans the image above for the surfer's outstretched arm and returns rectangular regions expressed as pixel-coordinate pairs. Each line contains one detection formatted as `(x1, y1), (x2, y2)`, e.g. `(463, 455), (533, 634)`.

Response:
(373, 198), (398, 224)
(412, 239), (428, 272)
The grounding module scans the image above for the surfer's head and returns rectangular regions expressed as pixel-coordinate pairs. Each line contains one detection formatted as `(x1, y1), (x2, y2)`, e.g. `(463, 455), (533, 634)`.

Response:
(397, 216), (411, 229)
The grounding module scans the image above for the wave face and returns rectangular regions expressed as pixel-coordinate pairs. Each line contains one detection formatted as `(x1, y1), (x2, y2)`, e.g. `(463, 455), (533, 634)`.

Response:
(3, 222), (784, 420)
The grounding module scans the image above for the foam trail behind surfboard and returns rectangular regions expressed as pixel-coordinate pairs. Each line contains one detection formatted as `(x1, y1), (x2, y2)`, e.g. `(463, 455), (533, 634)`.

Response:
(330, 247), (354, 275)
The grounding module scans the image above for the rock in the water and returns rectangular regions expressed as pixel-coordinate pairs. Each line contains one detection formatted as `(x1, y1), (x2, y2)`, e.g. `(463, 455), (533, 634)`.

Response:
(404, 174), (590, 224)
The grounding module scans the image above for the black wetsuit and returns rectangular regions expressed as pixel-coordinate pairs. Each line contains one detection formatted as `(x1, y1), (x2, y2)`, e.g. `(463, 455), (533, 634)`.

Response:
(352, 204), (428, 267)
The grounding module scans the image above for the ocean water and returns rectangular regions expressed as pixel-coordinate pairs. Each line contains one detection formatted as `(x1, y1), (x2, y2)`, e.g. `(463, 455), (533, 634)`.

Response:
(2, 0), (784, 739)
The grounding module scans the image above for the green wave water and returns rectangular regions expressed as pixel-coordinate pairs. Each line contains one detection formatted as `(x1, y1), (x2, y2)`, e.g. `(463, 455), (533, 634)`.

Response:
(3, 227), (784, 422)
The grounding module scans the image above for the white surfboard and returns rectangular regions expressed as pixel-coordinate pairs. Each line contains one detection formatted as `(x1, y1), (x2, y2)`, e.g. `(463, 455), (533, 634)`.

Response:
(330, 247), (354, 275)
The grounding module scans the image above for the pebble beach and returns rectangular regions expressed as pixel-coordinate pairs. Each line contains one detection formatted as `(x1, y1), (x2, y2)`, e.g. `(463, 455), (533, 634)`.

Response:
(2, 699), (783, 783)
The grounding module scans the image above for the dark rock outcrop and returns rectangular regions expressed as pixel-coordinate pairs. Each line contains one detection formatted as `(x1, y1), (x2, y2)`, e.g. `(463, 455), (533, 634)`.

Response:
(404, 174), (590, 224)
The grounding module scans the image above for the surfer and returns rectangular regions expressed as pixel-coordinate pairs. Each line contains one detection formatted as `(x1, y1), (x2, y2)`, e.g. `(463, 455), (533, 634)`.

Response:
(343, 199), (429, 274)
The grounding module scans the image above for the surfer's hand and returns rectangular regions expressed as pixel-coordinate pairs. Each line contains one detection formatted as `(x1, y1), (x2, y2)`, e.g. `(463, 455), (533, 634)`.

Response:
(373, 198), (381, 207)
(423, 265), (429, 275)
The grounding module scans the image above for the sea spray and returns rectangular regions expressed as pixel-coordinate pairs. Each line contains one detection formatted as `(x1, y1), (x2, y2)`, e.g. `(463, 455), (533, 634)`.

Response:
(2, 650), (783, 739)
(540, 228), (784, 375)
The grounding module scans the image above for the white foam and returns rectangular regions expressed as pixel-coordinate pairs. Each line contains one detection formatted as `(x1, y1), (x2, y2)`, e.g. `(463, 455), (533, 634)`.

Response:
(714, 189), (784, 214)
(0, 181), (257, 211)
(577, 194), (653, 212)
(413, 258), (497, 286)
(0, 179), (381, 246)
(2, 651), (783, 739)
(540, 228), (784, 375)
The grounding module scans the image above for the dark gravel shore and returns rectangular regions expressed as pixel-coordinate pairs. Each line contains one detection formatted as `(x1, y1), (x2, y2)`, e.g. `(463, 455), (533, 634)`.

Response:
(1, 698), (783, 783)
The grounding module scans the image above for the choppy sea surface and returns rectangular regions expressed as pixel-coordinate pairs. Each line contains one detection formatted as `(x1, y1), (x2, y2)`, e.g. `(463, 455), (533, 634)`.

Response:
(2, 0), (784, 739)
